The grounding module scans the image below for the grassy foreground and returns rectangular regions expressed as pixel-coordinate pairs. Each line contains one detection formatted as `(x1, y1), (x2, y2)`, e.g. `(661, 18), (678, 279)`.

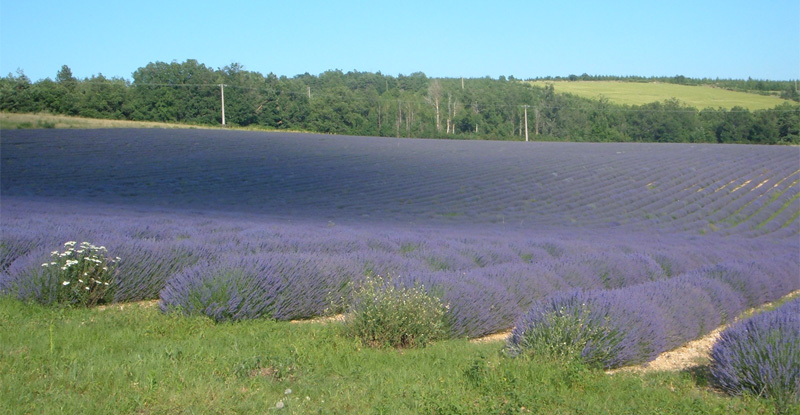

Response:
(529, 81), (794, 110)
(0, 298), (777, 415)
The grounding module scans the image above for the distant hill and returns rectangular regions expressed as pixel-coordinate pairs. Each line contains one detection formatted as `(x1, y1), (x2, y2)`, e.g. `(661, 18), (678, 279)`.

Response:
(528, 80), (795, 111)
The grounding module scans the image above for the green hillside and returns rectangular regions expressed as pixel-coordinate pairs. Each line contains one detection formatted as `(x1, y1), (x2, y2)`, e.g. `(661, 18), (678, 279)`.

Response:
(529, 80), (794, 110)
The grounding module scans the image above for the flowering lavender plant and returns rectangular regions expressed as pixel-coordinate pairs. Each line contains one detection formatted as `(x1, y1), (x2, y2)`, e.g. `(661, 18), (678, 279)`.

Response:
(506, 290), (632, 368)
(35, 241), (119, 307)
(710, 298), (799, 410)
(159, 256), (284, 322)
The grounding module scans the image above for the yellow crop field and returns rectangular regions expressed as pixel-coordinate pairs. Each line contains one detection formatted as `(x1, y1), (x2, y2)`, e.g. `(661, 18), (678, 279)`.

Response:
(529, 81), (795, 110)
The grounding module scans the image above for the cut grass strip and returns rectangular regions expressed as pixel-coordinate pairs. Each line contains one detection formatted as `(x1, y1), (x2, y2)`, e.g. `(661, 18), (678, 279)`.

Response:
(0, 296), (779, 414)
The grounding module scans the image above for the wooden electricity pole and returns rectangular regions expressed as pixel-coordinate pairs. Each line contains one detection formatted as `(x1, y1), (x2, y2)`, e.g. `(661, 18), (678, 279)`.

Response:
(522, 105), (530, 142)
(219, 84), (226, 126)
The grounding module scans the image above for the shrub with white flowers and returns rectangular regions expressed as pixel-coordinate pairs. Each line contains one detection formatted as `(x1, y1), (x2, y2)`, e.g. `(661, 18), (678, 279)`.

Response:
(343, 275), (448, 348)
(39, 241), (119, 307)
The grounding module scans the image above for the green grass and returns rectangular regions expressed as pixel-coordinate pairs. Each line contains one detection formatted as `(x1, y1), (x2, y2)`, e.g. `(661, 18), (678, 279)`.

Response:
(0, 112), (201, 130)
(529, 81), (795, 111)
(0, 297), (779, 414)
(0, 112), (308, 133)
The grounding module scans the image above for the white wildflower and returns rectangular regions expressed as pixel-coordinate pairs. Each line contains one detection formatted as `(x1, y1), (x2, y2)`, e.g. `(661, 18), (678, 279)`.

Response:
(62, 281), (70, 286)
(84, 287), (90, 290)
(285, 388), (292, 395)
(275, 401), (284, 409)
(42, 263), (49, 267)
(78, 279), (84, 283)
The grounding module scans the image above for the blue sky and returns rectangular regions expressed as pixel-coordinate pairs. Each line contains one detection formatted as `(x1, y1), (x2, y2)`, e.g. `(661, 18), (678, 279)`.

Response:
(1, 0), (798, 82)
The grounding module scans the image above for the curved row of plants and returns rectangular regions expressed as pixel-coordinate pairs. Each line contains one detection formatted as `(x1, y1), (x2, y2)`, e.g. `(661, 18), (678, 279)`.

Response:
(2, 200), (797, 338)
(710, 297), (799, 411)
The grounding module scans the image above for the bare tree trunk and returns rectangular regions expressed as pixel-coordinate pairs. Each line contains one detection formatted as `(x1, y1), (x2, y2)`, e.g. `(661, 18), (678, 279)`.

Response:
(376, 102), (382, 135)
(426, 80), (442, 133)
(396, 99), (402, 138)
(446, 93), (452, 134)
(404, 102), (412, 136)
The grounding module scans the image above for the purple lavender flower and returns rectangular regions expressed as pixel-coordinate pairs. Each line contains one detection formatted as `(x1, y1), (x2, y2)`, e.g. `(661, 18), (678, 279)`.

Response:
(710, 298), (799, 407)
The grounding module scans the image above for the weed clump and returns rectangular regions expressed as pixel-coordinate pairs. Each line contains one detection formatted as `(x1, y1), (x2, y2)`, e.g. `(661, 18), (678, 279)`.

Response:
(17, 241), (118, 307)
(342, 275), (448, 348)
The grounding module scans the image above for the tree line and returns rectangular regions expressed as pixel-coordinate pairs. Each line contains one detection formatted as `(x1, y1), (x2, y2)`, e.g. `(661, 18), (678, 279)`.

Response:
(1, 60), (798, 144)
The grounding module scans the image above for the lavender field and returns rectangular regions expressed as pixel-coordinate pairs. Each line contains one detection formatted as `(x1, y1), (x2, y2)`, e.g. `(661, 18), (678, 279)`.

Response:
(1, 129), (798, 360)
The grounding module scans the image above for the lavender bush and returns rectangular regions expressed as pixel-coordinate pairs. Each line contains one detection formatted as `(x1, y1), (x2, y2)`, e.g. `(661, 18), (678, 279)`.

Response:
(160, 256), (285, 322)
(160, 253), (359, 322)
(507, 290), (664, 368)
(507, 266), (795, 369)
(710, 298), (800, 411)
(112, 239), (211, 302)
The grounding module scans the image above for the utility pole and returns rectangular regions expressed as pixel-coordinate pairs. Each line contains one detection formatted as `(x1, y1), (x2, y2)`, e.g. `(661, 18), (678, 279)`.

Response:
(522, 105), (530, 142)
(307, 86), (311, 99)
(219, 84), (226, 126)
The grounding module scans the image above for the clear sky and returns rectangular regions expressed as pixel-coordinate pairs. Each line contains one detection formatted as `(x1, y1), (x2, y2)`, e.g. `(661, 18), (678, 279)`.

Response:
(1, 0), (798, 82)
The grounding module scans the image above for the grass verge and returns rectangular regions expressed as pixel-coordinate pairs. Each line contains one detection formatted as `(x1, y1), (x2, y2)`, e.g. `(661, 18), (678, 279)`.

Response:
(0, 297), (779, 414)
(0, 112), (308, 133)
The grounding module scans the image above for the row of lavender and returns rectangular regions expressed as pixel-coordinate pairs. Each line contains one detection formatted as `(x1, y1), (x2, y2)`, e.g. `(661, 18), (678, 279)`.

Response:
(2, 198), (798, 341)
(507, 263), (797, 368)
(2, 130), (798, 234)
(711, 298), (799, 407)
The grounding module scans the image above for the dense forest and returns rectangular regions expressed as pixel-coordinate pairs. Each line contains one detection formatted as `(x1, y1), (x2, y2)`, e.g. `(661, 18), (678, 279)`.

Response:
(1, 60), (798, 144)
